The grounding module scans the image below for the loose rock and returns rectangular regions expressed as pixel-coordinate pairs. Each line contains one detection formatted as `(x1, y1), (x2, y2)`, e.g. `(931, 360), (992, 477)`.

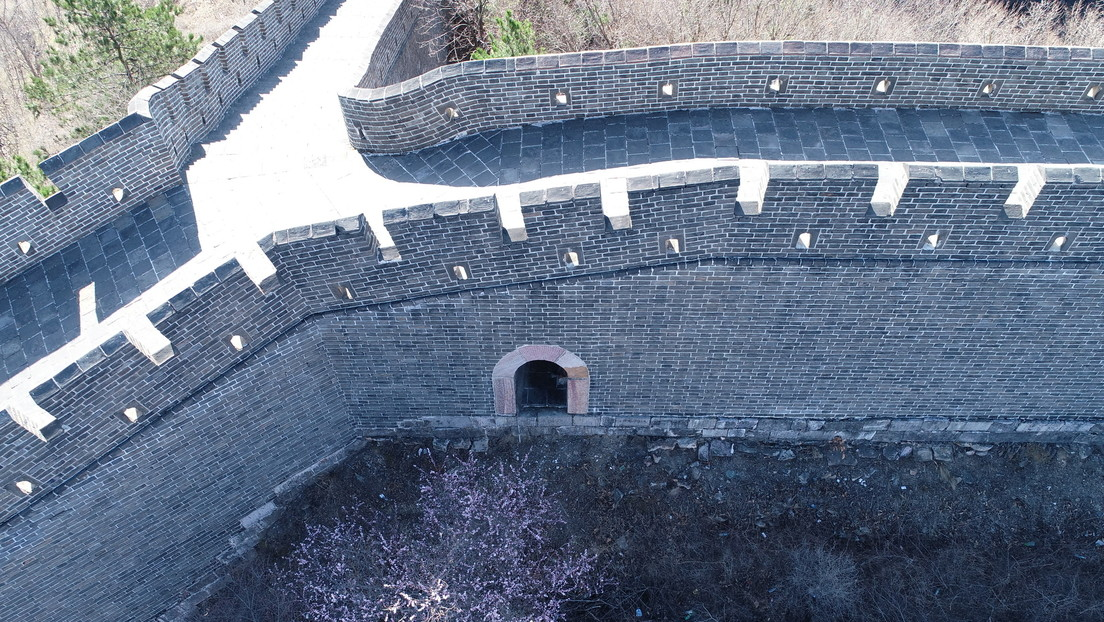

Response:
(648, 440), (677, 452)
(676, 438), (698, 450)
(826, 449), (857, 467)
(709, 440), (735, 457)
(697, 443), (711, 462)
(857, 446), (880, 459)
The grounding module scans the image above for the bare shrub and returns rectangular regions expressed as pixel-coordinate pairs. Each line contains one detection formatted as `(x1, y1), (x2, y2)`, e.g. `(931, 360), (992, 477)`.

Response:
(778, 544), (858, 622)
(503, 0), (1104, 55)
(418, 0), (493, 63)
(191, 562), (298, 622)
(283, 457), (600, 622)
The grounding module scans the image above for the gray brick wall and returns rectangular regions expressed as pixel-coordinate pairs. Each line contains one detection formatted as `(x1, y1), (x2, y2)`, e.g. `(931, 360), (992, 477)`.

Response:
(341, 37), (1104, 153)
(0, 324), (352, 622)
(5, 164), (1104, 619)
(355, 0), (442, 89)
(323, 259), (1104, 424)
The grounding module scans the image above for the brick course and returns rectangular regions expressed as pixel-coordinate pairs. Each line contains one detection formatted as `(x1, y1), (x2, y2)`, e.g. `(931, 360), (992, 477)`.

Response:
(341, 29), (1104, 152)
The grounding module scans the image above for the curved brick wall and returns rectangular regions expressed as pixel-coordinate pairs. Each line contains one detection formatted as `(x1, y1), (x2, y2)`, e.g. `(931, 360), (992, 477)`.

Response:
(354, 0), (442, 89)
(5, 158), (1104, 618)
(8, 5), (1104, 616)
(0, 0), (331, 283)
(341, 37), (1104, 153)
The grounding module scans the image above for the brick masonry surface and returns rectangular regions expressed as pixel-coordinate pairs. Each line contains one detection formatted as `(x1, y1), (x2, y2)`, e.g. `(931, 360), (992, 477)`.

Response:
(322, 259), (1104, 424)
(10, 0), (1104, 615)
(342, 32), (1104, 153)
(355, 0), (441, 89)
(6, 165), (1104, 619)
(0, 186), (199, 383)
(366, 107), (1104, 186)
(0, 0), (332, 284)
(0, 324), (352, 622)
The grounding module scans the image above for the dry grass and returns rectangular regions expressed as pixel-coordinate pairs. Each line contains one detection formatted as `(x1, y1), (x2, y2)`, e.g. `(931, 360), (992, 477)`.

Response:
(0, 0), (255, 162)
(508, 0), (1104, 55)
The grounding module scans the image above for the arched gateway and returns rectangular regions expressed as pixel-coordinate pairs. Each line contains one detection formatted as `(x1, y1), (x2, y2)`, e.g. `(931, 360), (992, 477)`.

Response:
(492, 345), (590, 415)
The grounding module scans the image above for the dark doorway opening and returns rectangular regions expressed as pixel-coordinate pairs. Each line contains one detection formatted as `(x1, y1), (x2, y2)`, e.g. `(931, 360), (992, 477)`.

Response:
(515, 360), (568, 410)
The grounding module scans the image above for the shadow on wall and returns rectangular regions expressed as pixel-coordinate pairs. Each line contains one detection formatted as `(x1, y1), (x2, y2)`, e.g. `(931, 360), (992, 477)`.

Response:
(183, 0), (343, 161)
(0, 186), (199, 383)
(362, 107), (1104, 187)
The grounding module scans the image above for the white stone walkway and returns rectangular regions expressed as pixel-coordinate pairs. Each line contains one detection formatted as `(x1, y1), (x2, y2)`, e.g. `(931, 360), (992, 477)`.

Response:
(183, 0), (491, 249)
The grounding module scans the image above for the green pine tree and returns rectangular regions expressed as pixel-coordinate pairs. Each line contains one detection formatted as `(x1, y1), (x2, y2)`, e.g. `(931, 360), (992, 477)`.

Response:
(471, 10), (538, 60)
(25, 0), (200, 139)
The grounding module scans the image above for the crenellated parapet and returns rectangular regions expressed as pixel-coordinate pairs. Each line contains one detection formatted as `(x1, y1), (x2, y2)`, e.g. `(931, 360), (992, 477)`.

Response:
(0, 0), (331, 284)
(7, 156), (1104, 523)
(341, 27), (1104, 153)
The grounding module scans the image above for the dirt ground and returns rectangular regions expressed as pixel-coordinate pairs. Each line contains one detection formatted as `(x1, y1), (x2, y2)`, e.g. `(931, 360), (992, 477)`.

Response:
(197, 433), (1104, 621)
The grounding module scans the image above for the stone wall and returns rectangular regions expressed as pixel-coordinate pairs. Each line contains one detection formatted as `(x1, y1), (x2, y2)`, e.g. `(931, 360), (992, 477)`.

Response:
(5, 159), (1104, 618)
(355, 0), (443, 89)
(0, 323), (353, 622)
(0, 0), (332, 283)
(323, 259), (1104, 436)
(341, 39), (1104, 153)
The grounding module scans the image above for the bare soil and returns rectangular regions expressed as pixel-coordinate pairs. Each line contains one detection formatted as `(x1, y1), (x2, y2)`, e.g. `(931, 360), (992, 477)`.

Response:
(198, 433), (1104, 621)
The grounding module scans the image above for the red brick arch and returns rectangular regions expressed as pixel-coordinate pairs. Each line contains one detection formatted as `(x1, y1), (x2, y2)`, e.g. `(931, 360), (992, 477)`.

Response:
(492, 345), (590, 415)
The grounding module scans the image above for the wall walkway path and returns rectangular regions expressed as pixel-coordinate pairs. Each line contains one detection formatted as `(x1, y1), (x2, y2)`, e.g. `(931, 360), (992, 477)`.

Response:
(183, 0), (461, 249)
(366, 107), (1104, 186)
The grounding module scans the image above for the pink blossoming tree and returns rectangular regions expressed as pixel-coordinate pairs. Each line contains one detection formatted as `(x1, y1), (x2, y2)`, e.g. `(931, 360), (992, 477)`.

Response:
(284, 457), (600, 621)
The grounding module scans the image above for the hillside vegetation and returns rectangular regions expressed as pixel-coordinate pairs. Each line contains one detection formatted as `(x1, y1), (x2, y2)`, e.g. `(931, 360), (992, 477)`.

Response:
(447, 0), (1104, 61)
(0, 0), (252, 189)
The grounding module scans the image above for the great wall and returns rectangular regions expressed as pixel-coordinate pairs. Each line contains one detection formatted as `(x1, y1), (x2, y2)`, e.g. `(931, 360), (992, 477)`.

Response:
(4, 0), (1104, 619)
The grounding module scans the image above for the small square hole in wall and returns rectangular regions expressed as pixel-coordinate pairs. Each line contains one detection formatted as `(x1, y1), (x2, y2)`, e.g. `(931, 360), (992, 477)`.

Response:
(4, 476), (41, 497)
(330, 283), (356, 300)
(13, 239), (33, 256)
(550, 89), (571, 107)
(871, 76), (896, 97)
(561, 245), (583, 267)
(792, 230), (818, 250)
(658, 80), (678, 99)
(919, 229), (949, 251)
(1046, 233), (1075, 253)
(227, 331), (250, 351)
(977, 80), (1001, 98)
(116, 405), (147, 424)
(1085, 84), (1103, 101)
(438, 105), (460, 121)
(448, 262), (472, 281)
(660, 233), (686, 254)
(766, 76), (789, 94)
